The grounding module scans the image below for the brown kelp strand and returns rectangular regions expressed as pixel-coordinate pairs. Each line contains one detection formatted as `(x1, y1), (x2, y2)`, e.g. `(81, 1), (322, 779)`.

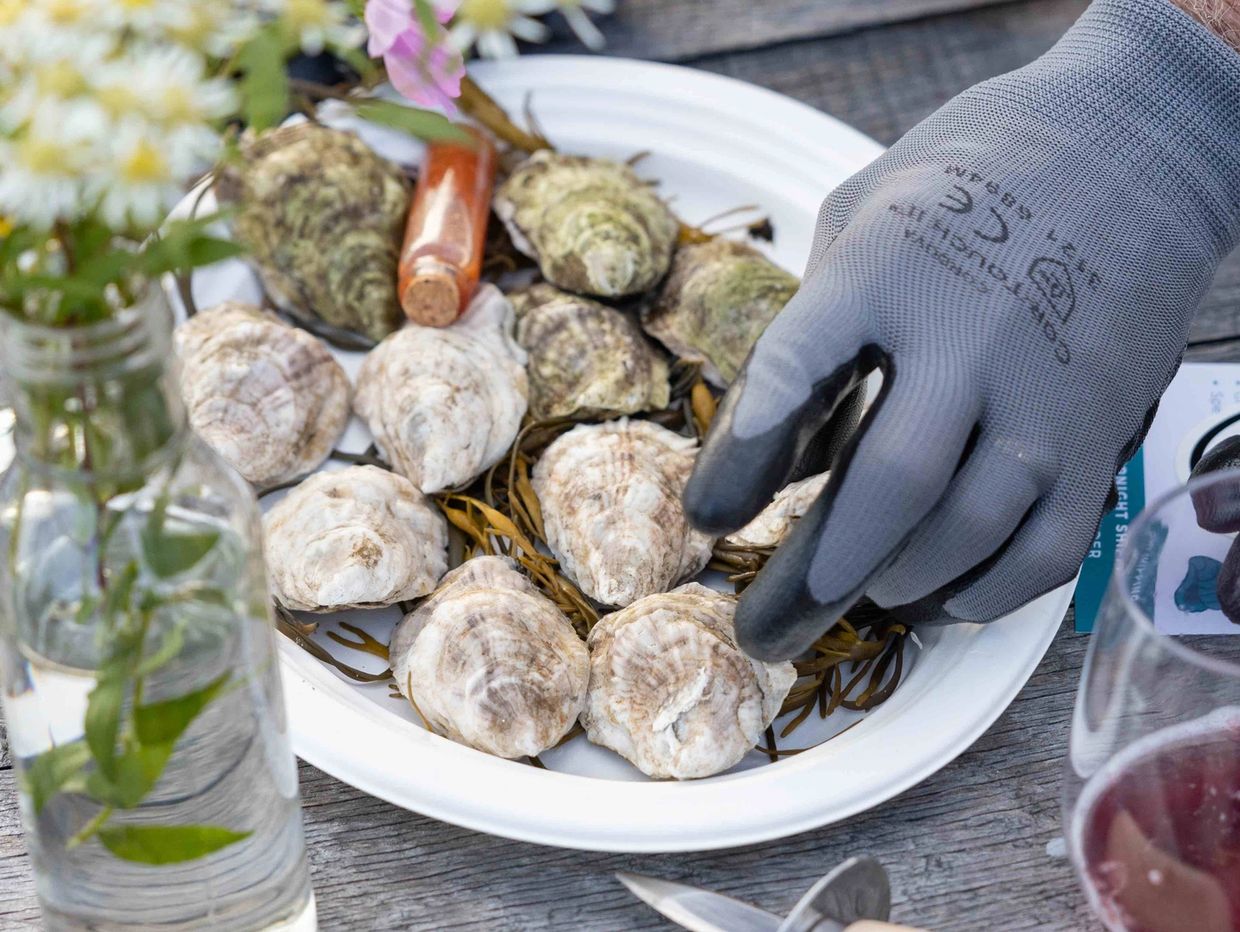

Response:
(273, 603), (392, 683)
(326, 621), (390, 661)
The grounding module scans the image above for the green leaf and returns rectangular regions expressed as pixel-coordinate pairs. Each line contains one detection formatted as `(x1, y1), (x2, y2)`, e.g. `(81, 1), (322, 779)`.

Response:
(84, 675), (126, 780)
(353, 100), (471, 144)
(140, 501), (219, 579)
(183, 236), (245, 267)
(133, 623), (185, 677)
(96, 824), (252, 865)
(23, 741), (91, 813)
(85, 743), (173, 808)
(134, 672), (230, 746)
(238, 28), (290, 131)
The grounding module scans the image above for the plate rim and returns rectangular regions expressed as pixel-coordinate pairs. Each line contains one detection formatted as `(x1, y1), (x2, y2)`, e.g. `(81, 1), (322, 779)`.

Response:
(264, 54), (1071, 852)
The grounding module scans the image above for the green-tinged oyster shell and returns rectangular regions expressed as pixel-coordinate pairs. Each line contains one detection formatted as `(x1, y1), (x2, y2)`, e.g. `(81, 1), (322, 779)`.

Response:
(217, 123), (410, 342)
(511, 283), (670, 420)
(643, 239), (800, 387)
(493, 151), (677, 298)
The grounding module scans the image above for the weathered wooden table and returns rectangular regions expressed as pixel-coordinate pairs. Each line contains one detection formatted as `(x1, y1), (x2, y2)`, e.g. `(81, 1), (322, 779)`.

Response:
(3, 1), (1240, 928)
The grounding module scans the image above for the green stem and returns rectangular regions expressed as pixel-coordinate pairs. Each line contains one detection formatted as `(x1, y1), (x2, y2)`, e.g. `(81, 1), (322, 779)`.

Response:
(66, 805), (114, 850)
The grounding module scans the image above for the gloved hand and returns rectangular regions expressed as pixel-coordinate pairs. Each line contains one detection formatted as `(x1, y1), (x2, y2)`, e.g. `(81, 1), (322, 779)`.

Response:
(685, 0), (1240, 660)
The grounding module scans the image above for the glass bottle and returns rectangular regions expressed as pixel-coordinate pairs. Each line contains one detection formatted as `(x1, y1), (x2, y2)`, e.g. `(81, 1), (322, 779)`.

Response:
(0, 287), (315, 930)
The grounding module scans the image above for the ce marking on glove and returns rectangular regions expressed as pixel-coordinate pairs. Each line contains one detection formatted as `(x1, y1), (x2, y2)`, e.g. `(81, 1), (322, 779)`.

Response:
(939, 185), (1010, 244)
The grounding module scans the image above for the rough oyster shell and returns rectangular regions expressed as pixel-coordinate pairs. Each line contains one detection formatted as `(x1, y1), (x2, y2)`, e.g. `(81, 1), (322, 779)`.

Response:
(217, 123), (410, 342)
(494, 151), (678, 298)
(390, 556), (588, 759)
(174, 301), (350, 490)
(511, 283), (670, 420)
(353, 285), (528, 493)
(533, 419), (713, 606)
(643, 238), (800, 386)
(582, 582), (796, 779)
(725, 472), (829, 549)
(263, 465), (448, 612)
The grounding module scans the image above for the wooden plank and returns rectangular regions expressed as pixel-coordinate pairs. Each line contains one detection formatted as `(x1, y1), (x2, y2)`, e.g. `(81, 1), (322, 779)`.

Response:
(540, 0), (1024, 63)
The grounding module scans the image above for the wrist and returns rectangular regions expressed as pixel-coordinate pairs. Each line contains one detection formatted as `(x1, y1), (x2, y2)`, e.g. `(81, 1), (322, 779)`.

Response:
(1174, 0), (1240, 50)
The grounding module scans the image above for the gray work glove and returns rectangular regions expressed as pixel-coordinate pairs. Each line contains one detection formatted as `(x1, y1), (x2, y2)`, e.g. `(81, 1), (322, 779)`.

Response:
(685, 0), (1240, 660)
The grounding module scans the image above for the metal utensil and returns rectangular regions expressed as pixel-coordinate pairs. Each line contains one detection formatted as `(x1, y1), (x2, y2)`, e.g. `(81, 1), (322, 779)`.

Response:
(616, 856), (893, 932)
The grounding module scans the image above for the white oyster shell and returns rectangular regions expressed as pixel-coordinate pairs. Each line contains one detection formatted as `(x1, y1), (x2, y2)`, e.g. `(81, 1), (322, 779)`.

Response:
(725, 472), (829, 549)
(512, 283), (670, 420)
(390, 556), (588, 759)
(582, 583), (796, 779)
(174, 301), (350, 490)
(264, 465), (448, 611)
(532, 419), (714, 607)
(493, 151), (678, 298)
(353, 285), (528, 493)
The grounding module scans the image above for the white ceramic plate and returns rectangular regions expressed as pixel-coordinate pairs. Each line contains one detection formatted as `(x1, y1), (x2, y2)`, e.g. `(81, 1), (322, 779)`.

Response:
(173, 55), (1071, 852)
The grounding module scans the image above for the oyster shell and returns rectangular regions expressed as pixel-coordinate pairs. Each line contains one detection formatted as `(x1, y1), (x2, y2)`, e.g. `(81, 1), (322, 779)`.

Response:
(390, 556), (588, 759)
(494, 151), (678, 298)
(725, 472), (829, 549)
(264, 465), (448, 612)
(643, 238), (800, 386)
(217, 123), (410, 342)
(582, 583), (796, 779)
(511, 283), (670, 420)
(174, 301), (350, 490)
(532, 419), (713, 606)
(353, 285), (528, 493)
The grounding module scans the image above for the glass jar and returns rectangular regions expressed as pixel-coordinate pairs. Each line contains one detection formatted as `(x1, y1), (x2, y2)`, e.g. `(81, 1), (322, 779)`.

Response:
(0, 288), (315, 930)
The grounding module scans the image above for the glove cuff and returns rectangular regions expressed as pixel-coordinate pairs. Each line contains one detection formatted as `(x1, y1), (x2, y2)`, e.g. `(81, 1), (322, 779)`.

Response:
(1032, 0), (1240, 252)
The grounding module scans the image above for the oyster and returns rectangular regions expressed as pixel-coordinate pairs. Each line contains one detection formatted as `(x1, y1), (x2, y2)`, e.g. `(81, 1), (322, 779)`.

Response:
(390, 556), (588, 759)
(494, 151), (678, 298)
(217, 122), (410, 342)
(582, 583), (796, 779)
(174, 301), (350, 490)
(512, 283), (670, 420)
(725, 472), (829, 549)
(264, 465), (448, 612)
(532, 419), (713, 606)
(353, 285), (528, 493)
(643, 238), (800, 386)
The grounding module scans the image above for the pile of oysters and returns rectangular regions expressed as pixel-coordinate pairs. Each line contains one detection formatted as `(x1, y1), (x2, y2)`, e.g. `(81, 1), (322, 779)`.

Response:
(178, 119), (854, 781)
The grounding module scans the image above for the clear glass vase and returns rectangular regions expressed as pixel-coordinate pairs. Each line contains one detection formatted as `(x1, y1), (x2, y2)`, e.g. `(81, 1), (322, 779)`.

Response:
(0, 288), (315, 930)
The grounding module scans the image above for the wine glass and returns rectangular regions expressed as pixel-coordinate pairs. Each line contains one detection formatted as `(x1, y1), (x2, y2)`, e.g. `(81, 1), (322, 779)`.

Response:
(1064, 469), (1240, 932)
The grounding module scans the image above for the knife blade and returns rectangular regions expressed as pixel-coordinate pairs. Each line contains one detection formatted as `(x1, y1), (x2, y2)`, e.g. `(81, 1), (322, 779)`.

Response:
(615, 872), (845, 932)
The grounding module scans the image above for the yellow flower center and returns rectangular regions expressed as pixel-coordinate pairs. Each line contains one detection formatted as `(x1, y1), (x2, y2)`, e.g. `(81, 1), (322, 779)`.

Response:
(159, 86), (198, 122)
(36, 60), (87, 98)
(115, 0), (157, 9)
(120, 140), (169, 184)
(459, 0), (512, 31)
(18, 136), (73, 174)
(96, 84), (140, 118)
(0, 0), (23, 27)
(0, 216), (14, 238)
(283, 0), (332, 29)
(44, 0), (88, 24)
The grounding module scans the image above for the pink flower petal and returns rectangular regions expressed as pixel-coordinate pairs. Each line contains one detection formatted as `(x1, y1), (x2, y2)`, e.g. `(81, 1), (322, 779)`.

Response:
(365, 0), (417, 55)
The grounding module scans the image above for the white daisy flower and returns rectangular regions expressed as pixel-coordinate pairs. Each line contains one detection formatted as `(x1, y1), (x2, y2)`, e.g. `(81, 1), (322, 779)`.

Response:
(0, 34), (115, 128)
(95, 120), (211, 230)
(450, 0), (556, 59)
(264, 0), (365, 55)
(556, 0), (612, 51)
(96, 45), (237, 128)
(0, 103), (106, 229)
